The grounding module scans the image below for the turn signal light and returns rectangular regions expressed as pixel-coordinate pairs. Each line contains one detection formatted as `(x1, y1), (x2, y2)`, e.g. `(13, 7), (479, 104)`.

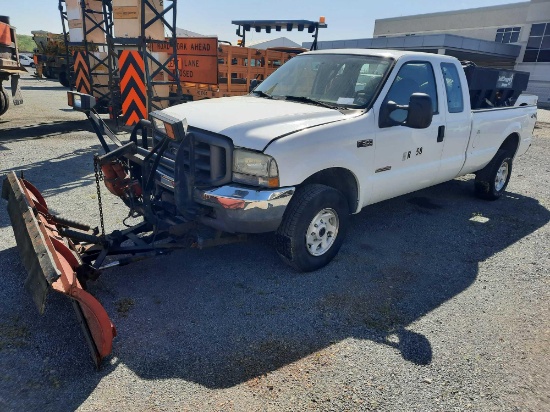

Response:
(164, 122), (176, 140)
(267, 177), (280, 188)
(67, 91), (74, 107)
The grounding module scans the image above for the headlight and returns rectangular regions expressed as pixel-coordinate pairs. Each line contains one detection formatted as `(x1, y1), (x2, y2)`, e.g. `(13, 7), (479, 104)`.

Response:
(151, 117), (166, 133)
(233, 149), (279, 188)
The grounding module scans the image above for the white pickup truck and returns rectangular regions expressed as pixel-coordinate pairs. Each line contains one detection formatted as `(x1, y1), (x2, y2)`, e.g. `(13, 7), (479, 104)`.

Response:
(1, 49), (539, 367)
(148, 49), (538, 271)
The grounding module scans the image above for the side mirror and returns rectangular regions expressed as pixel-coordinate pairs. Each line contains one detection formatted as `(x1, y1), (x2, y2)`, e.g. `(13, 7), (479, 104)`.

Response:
(406, 93), (433, 129)
(379, 93), (433, 129)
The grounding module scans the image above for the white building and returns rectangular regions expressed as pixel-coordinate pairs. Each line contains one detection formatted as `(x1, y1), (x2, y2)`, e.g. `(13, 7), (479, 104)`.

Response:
(305, 0), (550, 106)
(176, 28), (209, 37)
(246, 37), (302, 50)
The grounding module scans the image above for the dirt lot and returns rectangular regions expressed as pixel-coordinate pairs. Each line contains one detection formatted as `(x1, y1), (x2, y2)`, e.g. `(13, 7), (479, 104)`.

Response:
(0, 72), (549, 411)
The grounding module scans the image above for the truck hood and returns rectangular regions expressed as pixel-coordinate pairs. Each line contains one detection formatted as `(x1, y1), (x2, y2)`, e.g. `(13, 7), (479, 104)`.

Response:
(160, 96), (355, 151)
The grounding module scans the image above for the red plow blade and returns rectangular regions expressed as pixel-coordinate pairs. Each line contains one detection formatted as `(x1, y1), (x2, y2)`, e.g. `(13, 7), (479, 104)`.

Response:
(2, 172), (116, 367)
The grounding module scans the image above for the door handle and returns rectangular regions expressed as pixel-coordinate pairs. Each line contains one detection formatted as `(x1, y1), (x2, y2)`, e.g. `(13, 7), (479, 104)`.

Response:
(437, 125), (445, 143)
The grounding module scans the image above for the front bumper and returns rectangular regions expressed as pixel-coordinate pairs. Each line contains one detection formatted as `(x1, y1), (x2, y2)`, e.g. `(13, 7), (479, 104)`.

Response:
(194, 185), (295, 233)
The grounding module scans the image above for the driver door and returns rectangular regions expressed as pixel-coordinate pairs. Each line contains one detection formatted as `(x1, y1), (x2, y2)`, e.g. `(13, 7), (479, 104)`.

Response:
(369, 60), (445, 204)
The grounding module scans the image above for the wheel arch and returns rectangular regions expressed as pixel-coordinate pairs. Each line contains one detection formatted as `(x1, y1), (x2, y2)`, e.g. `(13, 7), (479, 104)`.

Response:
(500, 132), (520, 158)
(300, 167), (359, 214)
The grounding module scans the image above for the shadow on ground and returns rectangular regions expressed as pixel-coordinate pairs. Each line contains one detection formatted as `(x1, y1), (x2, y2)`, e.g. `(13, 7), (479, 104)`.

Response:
(0, 120), (91, 143)
(19, 86), (69, 91)
(0, 140), (106, 230)
(1, 172), (548, 410)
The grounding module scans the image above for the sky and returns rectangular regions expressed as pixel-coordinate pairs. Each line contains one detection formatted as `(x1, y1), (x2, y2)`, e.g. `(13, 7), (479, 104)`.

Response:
(3, 0), (525, 44)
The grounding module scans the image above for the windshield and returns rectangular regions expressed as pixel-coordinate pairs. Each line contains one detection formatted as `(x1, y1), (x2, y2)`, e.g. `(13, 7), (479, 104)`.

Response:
(253, 53), (392, 109)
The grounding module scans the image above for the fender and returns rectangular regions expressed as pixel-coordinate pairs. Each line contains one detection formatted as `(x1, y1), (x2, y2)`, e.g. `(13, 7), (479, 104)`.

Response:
(501, 121), (522, 153)
(460, 106), (533, 176)
(266, 112), (376, 212)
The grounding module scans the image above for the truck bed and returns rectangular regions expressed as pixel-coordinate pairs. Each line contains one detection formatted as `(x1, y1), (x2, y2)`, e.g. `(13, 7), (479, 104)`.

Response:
(460, 105), (537, 175)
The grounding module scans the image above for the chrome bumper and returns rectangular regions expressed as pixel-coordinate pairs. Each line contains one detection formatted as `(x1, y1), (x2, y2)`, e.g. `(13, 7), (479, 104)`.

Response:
(194, 185), (295, 233)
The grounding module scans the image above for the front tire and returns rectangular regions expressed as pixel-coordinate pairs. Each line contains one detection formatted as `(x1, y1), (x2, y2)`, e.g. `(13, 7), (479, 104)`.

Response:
(474, 149), (513, 200)
(276, 184), (349, 272)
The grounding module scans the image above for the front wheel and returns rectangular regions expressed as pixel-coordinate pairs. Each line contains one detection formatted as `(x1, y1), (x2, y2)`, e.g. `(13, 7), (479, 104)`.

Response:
(474, 149), (513, 200)
(276, 184), (349, 272)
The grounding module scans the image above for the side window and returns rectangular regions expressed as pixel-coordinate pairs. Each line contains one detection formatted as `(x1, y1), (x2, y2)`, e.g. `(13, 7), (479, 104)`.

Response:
(354, 63), (383, 105)
(384, 61), (438, 123)
(441, 63), (464, 113)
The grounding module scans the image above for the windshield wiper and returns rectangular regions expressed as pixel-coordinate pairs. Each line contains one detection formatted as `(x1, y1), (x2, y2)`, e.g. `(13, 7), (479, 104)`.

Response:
(281, 95), (340, 110)
(252, 90), (273, 99)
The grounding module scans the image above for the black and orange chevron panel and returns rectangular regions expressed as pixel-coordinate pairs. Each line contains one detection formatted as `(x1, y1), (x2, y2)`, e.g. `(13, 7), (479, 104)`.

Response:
(73, 51), (91, 95)
(119, 51), (147, 126)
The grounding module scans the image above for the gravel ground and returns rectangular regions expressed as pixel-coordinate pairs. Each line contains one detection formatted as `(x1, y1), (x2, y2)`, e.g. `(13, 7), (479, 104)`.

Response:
(0, 71), (549, 412)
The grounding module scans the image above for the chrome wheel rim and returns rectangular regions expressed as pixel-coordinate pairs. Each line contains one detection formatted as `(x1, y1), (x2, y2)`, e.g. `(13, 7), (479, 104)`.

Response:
(306, 208), (339, 256)
(495, 161), (509, 192)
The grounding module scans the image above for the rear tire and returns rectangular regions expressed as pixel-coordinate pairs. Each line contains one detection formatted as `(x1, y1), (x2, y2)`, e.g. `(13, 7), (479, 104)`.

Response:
(474, 149), (513, 200)
(0, 86), (10, 116)
(59, 70), (69, 88)
(276, 184), (349, 272)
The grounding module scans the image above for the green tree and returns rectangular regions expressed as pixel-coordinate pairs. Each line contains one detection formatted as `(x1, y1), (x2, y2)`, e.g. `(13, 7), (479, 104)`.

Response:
(16, 34), (36, 53)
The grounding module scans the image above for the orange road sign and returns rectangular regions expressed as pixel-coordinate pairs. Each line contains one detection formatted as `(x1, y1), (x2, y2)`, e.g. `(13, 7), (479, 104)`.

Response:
(151, 37), (218, 85)
(73, 52), (91, 95)
(119, 51), (147, 126)
(151, 37), (218, 56)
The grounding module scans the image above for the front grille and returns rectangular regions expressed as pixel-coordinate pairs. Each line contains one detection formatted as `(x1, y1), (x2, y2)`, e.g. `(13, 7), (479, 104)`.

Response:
(180, 140), (228, 184)
(154, 128), (233, 189)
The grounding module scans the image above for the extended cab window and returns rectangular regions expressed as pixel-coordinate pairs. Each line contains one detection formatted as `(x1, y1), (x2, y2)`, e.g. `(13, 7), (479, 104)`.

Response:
(383, 61), (438, 123)
(441, 63), (464, 113)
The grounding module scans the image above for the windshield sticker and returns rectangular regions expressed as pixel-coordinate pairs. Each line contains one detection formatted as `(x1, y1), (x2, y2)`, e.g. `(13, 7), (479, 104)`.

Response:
(336, 97), (355, 105)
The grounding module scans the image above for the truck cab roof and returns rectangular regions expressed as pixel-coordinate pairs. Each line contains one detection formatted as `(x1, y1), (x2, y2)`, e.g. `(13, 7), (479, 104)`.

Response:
(303, 48), (460, 63)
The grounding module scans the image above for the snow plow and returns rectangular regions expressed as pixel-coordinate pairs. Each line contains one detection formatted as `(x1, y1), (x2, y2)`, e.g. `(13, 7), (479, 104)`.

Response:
(2, 91), (245, 367)
(2, 173), (116, 366)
